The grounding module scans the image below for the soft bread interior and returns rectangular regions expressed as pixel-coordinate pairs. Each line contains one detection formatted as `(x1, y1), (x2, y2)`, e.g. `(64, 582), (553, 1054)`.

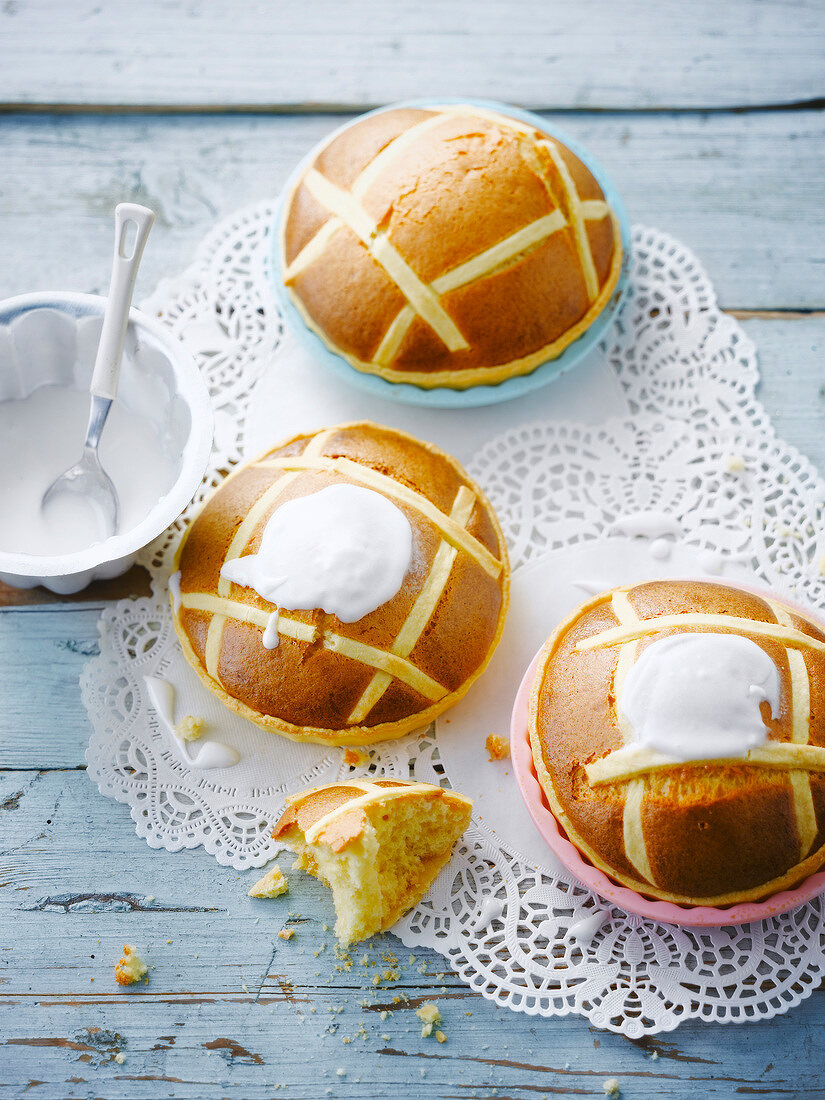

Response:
(283, 795), (471, 944)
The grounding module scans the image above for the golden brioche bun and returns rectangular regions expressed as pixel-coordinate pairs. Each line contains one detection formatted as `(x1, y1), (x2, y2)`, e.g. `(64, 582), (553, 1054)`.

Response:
(173, 421), (509, 746)
(529, 580), (825, 906)
(280, 103), (622, 389)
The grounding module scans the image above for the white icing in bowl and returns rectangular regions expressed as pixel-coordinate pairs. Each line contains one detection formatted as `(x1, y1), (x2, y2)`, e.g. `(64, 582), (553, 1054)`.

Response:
(620, 632), (782, 761)
(0, 293), (213, 593)
(0, 384), (180, 557)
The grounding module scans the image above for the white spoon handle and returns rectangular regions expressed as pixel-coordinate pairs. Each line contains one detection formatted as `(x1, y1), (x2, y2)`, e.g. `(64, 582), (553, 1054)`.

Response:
(91, 202), (155, 400)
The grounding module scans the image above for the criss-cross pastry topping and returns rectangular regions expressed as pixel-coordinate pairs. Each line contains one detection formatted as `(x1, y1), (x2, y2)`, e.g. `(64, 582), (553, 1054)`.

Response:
(280, 104), (622, 388)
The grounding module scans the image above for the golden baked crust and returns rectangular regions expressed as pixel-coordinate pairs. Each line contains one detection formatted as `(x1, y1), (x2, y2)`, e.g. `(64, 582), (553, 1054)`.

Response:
(528, 580), (825, 906)
(280, 104), (622, 389)
(173, 421), (509, 746)
(273, 778), (472, 852)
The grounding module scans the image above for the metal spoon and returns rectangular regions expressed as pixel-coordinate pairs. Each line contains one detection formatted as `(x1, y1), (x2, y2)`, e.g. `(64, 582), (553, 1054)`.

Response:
(42, 203), (156, 538)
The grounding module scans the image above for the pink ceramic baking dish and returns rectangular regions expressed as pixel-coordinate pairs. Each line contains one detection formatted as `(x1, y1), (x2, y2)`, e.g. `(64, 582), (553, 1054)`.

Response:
(511, 638), (825, 927)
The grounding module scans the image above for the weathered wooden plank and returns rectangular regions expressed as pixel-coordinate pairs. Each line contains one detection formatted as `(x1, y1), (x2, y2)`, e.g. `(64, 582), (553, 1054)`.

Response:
(0, 606), (101, 767)
(1, 769), (823, 1099)
(1, 110), (824, 311)
(1, 0), (823, 110)
(0, 566), (151, 609)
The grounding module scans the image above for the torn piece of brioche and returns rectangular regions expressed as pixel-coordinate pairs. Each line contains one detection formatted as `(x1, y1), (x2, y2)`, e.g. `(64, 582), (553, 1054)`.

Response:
(248, 864), (289, 898)
(115, 944), (147, 986)
(272, 779), (472, 944)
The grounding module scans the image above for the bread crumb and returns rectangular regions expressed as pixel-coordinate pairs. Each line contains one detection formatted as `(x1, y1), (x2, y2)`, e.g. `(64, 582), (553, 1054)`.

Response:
(650, 1050), (659, 1060)
(435, 1029), (446, 1043)
(114, 945), (147, 986)
(174, 714), (205, 741)
(603, 1078), (620, 1098)
(416, 1002), (442, 1037)
(248, 865), (289, 898)
(724, 453), (746, 473)
(343, 748), (370, 767)
(486, 733), (509, 761)
(336, 1068), (346, 1077)
(278, 928), (295, 941)
(114, 1051), (125, 1065)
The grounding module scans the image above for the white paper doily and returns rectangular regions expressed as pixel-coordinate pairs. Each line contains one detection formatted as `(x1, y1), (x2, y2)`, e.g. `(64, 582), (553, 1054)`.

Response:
(82, 201), (825, 1035)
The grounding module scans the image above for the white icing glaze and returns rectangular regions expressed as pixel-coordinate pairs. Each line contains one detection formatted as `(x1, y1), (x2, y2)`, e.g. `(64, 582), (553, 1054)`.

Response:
(565, 909), (608, 945)
(187, 740), (241, 769)
(0, 384), (179, 556)
(620, 633), (781, 761)
(610, 511), (682, 539)
(262, 609), (280, 650)
(699, 549), (724, 575)
(169, 570), (182, 612)
(573, 579), (613, 596)
(699, 549), (750, 575)
(143, 674), (240, 770)
(220, 484), (413, 623)
(471, 896), (505, 933)
(649, 538), (672, 561)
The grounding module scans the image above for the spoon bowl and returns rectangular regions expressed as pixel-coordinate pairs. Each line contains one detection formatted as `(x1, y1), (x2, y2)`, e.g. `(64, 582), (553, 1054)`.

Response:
(42, 411), (119, 537)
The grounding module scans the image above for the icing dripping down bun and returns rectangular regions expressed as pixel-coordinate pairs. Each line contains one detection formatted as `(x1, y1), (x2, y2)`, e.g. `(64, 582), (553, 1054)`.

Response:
(620, 633), (781, 761)
(220, 484), (413, 623)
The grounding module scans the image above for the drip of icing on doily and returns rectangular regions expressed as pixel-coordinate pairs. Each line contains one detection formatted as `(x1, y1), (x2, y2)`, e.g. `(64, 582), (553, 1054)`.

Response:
(471, 896), (506, 932)
(144, 675), (241, 770)
(565, 908), (609, 946)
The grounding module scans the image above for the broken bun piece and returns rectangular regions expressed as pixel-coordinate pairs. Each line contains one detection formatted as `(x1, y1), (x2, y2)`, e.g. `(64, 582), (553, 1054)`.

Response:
(273, 778), (472, 944)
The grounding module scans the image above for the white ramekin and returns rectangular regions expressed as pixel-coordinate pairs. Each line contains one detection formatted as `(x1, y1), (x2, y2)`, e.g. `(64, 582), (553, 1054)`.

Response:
(0, 292), (213, 594)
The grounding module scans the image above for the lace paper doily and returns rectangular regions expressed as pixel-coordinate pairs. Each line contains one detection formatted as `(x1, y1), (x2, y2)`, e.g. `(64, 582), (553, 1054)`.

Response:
(82, 202), (825, 1035)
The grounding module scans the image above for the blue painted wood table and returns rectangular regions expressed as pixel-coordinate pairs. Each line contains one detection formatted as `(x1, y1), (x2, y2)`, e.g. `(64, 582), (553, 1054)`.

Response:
(1, 3), (824, 1096)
